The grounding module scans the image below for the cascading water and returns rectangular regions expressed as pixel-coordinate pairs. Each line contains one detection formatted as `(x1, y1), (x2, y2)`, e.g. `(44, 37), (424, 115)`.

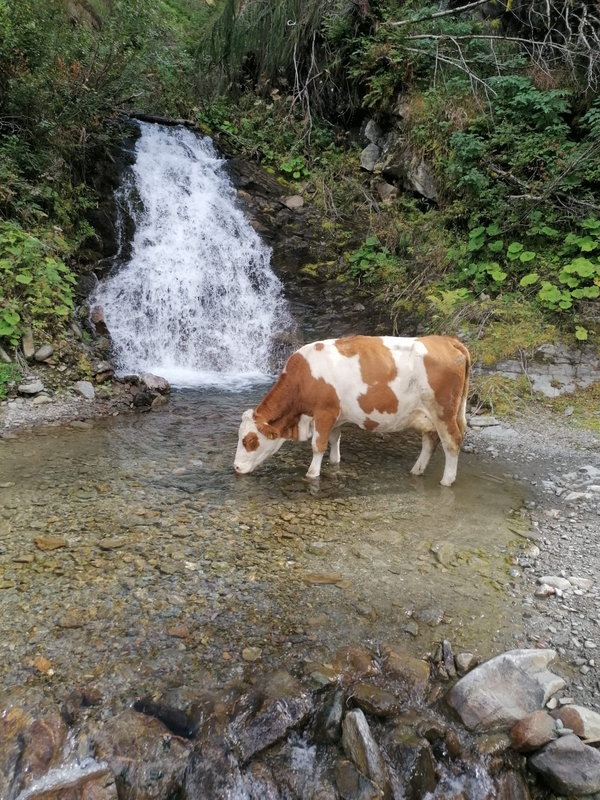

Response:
(92, 122), (292, 389)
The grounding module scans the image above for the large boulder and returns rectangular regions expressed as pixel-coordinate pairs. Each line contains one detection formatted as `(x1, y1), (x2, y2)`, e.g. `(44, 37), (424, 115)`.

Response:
(529, 734), (600, 795)
(381, 138), (438, 201)
(447, 649), (565, 732)
(140, 373), (170, 394)
(342, 709), (391, 799)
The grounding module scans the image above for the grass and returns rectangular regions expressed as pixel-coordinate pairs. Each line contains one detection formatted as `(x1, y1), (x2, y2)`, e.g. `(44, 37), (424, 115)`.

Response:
(0, 363), (20, 400)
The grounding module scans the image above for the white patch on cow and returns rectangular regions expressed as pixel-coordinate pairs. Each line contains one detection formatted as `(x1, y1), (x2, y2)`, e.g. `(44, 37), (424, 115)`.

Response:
(233, 408), (285, 474)
(302, 340), (366, 422)
(297, 414), (314, 441)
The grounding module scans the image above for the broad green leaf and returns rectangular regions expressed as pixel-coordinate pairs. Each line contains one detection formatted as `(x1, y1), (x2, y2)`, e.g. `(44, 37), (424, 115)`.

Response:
(486, 223), (501, 236)
(579, 236), (598, 252)
(507, 242), (524, 254)
(520, 273), (539, 286)
(571, 257), (596, 277)
(582, 285), (600, 298)
(469, 226), (485, 238)
(365, 236), (379, 246)
(54, 305), (71, 317)
(487, 240), (503, 252)
(467, 237), (485, 252)
(490, 267), (507, 282)
(541, 226), (560, 236)
(558, 299), (572, 309)
(519, 251), (535, 262)
(575, 326), (589, 340)
(15, 273), (33, 284)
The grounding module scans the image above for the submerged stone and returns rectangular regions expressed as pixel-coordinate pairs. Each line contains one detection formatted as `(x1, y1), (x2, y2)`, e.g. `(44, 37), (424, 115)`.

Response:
(342, 709), (390, 798)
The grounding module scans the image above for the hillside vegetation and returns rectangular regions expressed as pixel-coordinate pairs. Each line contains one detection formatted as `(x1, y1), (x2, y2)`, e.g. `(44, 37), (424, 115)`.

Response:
(1, 0), (599, 364)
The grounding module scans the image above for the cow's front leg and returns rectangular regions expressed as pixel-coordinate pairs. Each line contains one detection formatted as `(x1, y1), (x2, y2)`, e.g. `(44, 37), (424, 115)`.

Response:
(306, 412), (337, 479)
(436, 421), (462, 487)
(329, 428), (342, 464)
(410, 431), (439, 476)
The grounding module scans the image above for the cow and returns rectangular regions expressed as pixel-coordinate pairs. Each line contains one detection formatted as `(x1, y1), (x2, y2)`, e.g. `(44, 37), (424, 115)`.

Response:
(234, 335), (471, 486)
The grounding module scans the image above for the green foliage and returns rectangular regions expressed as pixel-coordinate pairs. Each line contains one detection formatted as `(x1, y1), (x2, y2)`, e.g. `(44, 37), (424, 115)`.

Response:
(347, 236), (400, 284)
(0, 362), (20, 399)
(280, 155), (310, 180)
(0, 223), (75, 345)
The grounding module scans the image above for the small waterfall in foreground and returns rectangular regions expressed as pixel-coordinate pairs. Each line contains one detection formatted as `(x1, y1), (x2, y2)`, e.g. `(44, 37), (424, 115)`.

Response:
(92, 123), (291, 389)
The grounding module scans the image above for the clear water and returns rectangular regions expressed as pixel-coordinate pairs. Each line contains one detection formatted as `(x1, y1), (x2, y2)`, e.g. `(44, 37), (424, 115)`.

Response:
(91, 123), (291, 389)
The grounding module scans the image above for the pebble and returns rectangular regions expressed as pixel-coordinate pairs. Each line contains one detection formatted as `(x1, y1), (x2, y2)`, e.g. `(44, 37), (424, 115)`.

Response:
(242, 647), (262, 662)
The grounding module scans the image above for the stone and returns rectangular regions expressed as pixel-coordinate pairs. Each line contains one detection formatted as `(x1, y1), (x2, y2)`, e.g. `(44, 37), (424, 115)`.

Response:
(538, 576), (571, 591)
(22, 329), (35, 359)
(414, 607), (444, 626)
(311, 687), (345, 744)
(381, 644), (430, 703)
(33, 656), (52, 673)
(282, 195), (304, 210)
(469, 415), (500, 427)
(241, 646), (261, 662)
(228, 670), (313, 763)
(382, 725), (436, 800)
(19, 380), (44, 396)
(92, 710), (191, 800)
(510, 711), (557, 752)
(454, 652), (479, 676)
(348, 683), (401, 718)
(34, 344), (54, 362)
(494, 771), (531, 800)
(376, 182), (397, 203)
(19, 712), (68, 788)
(447, 649), (566, 732)
(140, 373), (170, 394)
(342, 709), (390, 797)
(168, 625), (189, 639)
(0, 345), (11, 363)
(23, 764), (118, 800)
(535, 584), (555, 598)
(98, 537), (127, 550)
(74, 381), (95, 400)
(34, 536), (67, 551)
(360, 143), (380, 172)
(382, 139), (438, 200)
(569, 576), (593, 590)
(529, 734), (600, 795)
(335, 759), (384, 800)
(91, 306), (109, 335)
(364, 119), (383, 145)
(552, 705), (600, 739)
(332, 644), (378, 682)
(151, 394), (168, 410)
(32, 395), (53, 405)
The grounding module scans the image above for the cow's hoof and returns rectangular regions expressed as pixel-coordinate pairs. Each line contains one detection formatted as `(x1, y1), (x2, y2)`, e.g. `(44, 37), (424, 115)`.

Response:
(440, 478), (455, 487)
(410, 466), (425, 476)
(304, 472), (320, 481)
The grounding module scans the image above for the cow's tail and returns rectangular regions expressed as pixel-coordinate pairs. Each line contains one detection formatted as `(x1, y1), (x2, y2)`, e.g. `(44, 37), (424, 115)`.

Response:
(453, 339), (471, 438)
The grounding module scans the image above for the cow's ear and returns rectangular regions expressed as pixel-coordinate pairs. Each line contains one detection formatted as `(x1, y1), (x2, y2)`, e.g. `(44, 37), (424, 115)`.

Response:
(256, 418), (280, 440)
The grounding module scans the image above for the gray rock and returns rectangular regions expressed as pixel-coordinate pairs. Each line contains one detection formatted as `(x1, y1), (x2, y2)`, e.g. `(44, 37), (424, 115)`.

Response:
(381, 139), (438, 201)
(447, 649), (566, 732)
(70, 321), (84, 341)
(18, 380), (44, 396)
(364, 119), (383, 145)
(552, 705), (600, 739)
(32, 395), (53, 405)
(91, 360), (114, 376)
(282, 195), (304, 210)
(469, 415), (500, 428)
(34, 344), (54, 361)
(74, 381), (95, 400)
(569, 576), (593, 590)
(382, 725), (436, 800)
(335, 759), (384, 800)
(375, 182), (397, 203)
(538, 576), (571, 591)
(21, 329), (34, 359)
(342, 709), (390, 797)
(311, 687), (345, 744)
(140, 373), (170, 394)
(529, 734), (600, 795)
(0, 346), (11, 364)
(348, 684), (401, 718)
(454, 652), (479, 676)
(360, 143), (381, 172)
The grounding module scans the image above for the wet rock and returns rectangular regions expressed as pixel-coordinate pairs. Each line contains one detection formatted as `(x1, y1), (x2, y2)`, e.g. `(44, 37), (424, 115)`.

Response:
(342, 709), (390, 798)
(34, 345), (54, 362)
(510, 710), (557, 752)
(33, 656), (52, 673)
(91, 709), (191, 800)
(494, 771), (531, 800)
(184, 740), (241, 799)
(336, 758), (384, 800)
(133, 391), (153, 409)
(151, 394), (168, 410)
(380, 644), (430, 703)
(22, 329), (35, 359)
(91, 306), (109, 335)
(444, 729), (463, 758)
(19, 712), (69, 789)
(332, 644), (378, 682)
(0, 702), (33, 798)
(74, 381), (95, 400)
(360, 143), (380, 172)
(140, 373), (170, 394)
(430, 540), (457, 566)
(228, 670), (313, 763)
(447, 649), (565, 732)
(311, 687), (345, 744)
(551, 705), (600, 739)
(348, 684), (401, 718)
(19, 380), (44, 396)
(26, 764), (118, 799)
(282, 195), (304, 210)
(529, 734), (600, 795)
(454, 652), (479, 677)
(382, 725), (436, 800)
(442, 640), (456, 678)
(477, 732), (511, 757)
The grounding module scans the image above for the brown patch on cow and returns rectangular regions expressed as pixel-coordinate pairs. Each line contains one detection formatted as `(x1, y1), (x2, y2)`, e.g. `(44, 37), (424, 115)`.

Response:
(363, 418), (379, 431)
(335, 336), (399, 415)
(418, 335), (471, 447)
(253, 352), (341, 451)
(242, 431), (260, 452)
(314, 342), (324, 351)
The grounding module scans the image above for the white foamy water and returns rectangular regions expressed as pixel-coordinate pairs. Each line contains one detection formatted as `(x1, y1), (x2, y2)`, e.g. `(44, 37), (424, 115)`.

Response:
(92, 123), (291, 389)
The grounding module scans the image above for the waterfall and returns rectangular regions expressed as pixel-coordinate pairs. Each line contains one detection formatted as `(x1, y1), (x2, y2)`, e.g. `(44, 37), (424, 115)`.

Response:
(92, 123), (291, 389)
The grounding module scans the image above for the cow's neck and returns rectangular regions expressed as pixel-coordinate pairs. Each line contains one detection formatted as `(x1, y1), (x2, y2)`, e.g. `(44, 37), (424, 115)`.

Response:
(255, 371), (302, 440)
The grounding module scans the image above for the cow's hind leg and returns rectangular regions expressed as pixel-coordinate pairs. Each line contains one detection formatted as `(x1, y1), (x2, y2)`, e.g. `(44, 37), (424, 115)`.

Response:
(306, 412), (337, 479)
(329, 428), (342, 464)
(410, 431), (440, 476)
(435, 419), (462, 487)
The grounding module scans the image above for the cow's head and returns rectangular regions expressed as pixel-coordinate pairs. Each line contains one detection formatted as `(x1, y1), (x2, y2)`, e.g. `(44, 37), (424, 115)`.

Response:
(234, 409), (285, 474)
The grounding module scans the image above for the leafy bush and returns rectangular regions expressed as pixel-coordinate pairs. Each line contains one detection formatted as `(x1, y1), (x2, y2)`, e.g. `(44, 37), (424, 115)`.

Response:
(348, 236), (401, 284)
(0, 223), (75, 346)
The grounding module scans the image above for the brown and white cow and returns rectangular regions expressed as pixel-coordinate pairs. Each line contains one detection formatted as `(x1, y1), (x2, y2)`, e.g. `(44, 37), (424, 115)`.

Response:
(234, 335), (470, 486)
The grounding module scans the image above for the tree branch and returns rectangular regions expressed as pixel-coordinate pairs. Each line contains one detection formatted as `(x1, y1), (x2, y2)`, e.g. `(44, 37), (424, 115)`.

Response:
(388, 0), (490, 28)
